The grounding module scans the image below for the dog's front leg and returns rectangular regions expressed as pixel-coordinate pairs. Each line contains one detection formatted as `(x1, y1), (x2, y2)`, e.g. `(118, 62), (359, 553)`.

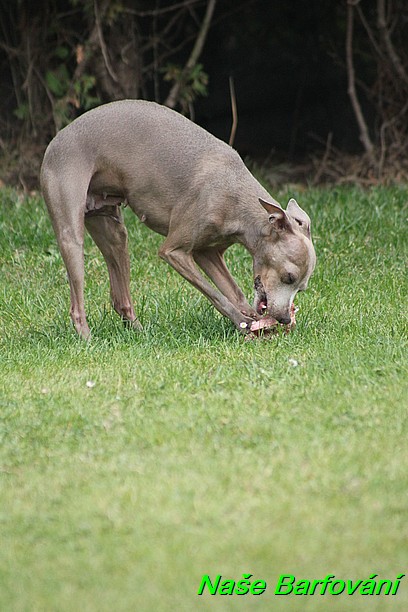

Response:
(193, 248), (258, 319)
(159, 245), (255, 332)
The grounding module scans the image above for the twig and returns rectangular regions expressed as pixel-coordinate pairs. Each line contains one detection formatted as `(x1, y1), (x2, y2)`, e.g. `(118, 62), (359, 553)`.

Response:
(70, 1), (110, 85)
(22, 33), (37, 137)
(356, 3), (383, 59)
(141, 1), (255, 74)
(379, 99), (408, 178)
(313, 132), (333, 184)
(33, 66), (59, 133)
(308, 131), (342, 156)
(124, 0), (204, 18)
(94, 0), (120, 85)
(377, 0), (408, 86)
(228, 76), (238, 147)
(345, 0), (375, 161)
(152, 0), (160, 102)
(164, 0), (217, 109)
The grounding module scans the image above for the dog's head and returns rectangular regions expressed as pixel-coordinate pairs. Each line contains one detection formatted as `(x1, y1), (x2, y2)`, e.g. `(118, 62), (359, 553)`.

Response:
(253, 197), (316, 324)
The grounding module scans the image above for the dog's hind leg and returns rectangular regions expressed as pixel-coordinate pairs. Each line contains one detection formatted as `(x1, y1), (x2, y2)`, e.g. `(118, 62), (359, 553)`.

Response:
(42, 180), (90, 339)
(85, 206), (142, 331)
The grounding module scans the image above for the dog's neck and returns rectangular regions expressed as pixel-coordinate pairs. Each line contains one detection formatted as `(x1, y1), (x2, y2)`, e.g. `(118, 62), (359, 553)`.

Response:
(228, 177), (276, 255)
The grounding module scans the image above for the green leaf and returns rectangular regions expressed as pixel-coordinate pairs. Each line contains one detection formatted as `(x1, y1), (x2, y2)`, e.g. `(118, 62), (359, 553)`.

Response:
(13, 103), (29, 120)
(46, 65), (70, 97)
(55, 46), (69, 60)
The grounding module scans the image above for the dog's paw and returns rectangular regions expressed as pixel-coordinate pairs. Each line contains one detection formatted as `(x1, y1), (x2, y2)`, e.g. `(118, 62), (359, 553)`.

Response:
(123, 318), (143, 332)
(237, 315), (257, 334)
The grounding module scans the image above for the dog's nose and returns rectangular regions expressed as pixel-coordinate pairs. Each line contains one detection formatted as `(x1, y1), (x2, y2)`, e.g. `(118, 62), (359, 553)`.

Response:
(277, 315), (291, 325)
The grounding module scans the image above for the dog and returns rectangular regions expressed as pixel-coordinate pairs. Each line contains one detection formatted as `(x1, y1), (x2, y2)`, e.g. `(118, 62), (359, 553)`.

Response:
(40, 100), (316, 338)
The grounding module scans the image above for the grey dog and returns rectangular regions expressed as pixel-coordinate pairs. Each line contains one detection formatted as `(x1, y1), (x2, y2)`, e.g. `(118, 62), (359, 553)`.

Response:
(41, 100), (316, 338)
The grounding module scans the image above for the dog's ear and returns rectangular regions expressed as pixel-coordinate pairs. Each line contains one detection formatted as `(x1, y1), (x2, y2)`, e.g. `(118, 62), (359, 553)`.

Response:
(259, 198), (290, 231)
(286, 198), (311, 237)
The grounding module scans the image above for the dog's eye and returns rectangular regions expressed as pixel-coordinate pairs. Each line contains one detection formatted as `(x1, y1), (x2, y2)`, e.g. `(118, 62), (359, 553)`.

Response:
(281, 272), (296, 285)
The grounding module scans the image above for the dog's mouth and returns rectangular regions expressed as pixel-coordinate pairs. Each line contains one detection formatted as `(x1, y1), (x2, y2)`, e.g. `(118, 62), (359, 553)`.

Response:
(253, 275), (268, 315)
(257, 297), (268, 315)
(253, 275), (297, 326)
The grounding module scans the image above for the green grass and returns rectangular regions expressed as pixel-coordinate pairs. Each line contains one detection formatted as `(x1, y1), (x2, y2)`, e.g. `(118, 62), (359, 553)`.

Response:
(0, 184), (407, 611)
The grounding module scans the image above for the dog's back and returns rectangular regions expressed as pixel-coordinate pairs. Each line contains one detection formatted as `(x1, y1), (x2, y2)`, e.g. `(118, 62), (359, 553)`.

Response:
(42, 100), (241, 188)
(41, 100), (265, 238)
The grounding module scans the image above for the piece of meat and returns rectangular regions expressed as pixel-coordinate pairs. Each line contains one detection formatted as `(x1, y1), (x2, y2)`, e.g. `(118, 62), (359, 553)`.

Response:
(250, 316), (279, 333)
(248, 303), (297, 338)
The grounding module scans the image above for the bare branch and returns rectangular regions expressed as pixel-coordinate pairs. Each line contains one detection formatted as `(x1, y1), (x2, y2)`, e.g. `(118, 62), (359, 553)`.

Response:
(123, 0), (204, 18)
(312, 132), (333, 185)
(356, 3), (383, 59)
(345, 1), (375, 160)
(228, 76), (238, 147)
(379, 99), (408, 177)
(164, 0), (217, 109)
(69, 0), (110, 85)
(94, 0), (120, 85)
(377, 0), (408, 86)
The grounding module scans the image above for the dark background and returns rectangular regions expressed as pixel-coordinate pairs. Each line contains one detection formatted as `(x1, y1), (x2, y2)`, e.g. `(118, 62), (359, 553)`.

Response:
(0, 0), (407, 187)
(198, 0), (357, 157)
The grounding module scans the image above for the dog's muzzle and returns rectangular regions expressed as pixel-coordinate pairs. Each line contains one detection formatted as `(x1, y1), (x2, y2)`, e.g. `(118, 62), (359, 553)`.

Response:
(253, 275), (268, 315)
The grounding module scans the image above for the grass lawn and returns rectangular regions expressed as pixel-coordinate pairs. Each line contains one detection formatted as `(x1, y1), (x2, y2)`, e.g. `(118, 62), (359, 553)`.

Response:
(0, 183), (407, 611)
